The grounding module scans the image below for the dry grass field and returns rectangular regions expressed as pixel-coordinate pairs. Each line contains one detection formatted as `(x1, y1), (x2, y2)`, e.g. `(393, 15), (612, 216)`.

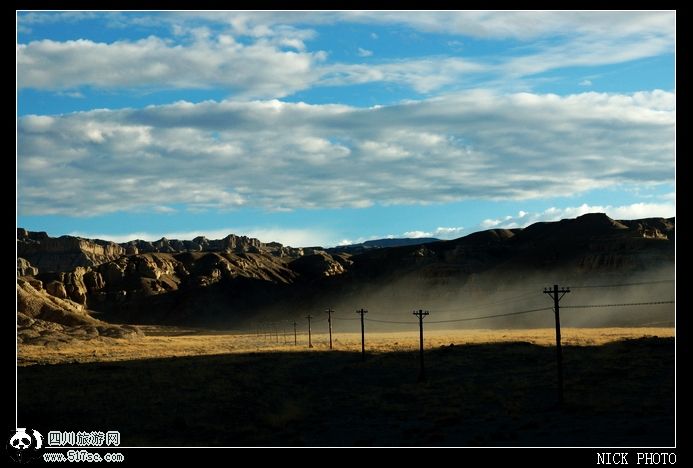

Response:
(18, 327), (673, 365)
(17, 327), (674, 446)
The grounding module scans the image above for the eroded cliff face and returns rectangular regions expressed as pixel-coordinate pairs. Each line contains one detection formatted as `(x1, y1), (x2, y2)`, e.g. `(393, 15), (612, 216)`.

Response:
(17, 229), (125, 272)
(121, 234), (264, 255)
(16, 243), (347, 326)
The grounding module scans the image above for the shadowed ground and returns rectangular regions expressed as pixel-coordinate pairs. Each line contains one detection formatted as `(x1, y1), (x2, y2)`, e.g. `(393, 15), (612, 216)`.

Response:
(18, 336), (673, 446)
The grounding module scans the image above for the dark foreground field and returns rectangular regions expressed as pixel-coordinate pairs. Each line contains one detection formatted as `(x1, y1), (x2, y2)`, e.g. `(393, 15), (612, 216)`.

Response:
(18, 337), (674, 446)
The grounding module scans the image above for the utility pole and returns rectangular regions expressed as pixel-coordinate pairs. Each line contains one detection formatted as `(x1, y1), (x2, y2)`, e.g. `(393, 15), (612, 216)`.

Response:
(325, 308), (334, 349)
(413, 309), (429, 382)
(543, 284), (570, 406)
(293, 320), (297, 346)
(283, 323), (287, 344)
(356, 308), (368, 361)
(306, 315), (313, 348)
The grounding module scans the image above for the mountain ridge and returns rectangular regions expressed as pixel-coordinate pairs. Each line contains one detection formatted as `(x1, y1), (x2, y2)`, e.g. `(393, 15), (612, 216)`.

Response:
(17, 213), (674, 338)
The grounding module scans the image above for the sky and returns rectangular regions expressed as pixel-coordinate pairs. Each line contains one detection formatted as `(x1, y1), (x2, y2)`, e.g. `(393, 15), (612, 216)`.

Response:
(17, 11), (676, 247)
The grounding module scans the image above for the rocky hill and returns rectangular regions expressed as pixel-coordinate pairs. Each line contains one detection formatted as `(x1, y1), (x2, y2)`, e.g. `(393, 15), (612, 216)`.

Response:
(17, 276), (141, 346)
(16, 213), (674, 332)
(17, 229), (306, 274)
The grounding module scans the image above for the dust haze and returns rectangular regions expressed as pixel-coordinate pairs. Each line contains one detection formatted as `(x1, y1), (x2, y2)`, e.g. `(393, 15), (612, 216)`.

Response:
(251, 265), (674, 334)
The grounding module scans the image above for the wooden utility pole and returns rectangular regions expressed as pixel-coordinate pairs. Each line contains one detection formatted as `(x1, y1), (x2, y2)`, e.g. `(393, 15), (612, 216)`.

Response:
(306, 315), (313, 348)
(543, 284), (570, 406)
(413, 309), (429, 382)
(325, 308), (334, 349)
(356, 308), (368, 361)
(293, 320), (297, 346)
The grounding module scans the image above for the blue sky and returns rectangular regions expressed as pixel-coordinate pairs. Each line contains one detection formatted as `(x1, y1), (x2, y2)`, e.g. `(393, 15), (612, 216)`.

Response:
(17, 11), (675, 247)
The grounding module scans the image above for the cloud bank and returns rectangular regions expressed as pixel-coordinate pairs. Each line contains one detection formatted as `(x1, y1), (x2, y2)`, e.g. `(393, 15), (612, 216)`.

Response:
(18, 90), (674, 217)
(17, 11), (674, 98)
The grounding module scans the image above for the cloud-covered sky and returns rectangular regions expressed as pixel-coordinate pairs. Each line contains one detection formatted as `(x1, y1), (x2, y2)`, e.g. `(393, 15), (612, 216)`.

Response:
(17, 11), (675, 246)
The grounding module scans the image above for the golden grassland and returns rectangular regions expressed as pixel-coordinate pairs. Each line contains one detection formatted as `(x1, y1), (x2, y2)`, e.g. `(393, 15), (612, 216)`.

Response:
(18, 326), (673, 365)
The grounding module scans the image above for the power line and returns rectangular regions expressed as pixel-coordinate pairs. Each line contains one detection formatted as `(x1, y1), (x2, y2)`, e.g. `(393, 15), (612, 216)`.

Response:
(562, 300), (674, 309)
(365, 317), (417, 324)
(433, 290), (538, 314)
(427, 306), (553, 323)
(363, 300), (672, 325)
(250, 298), (674, 331)
(364, 306), (554, 324)
(638, 320), (675, 326)
(381, 279), (673, 315)
(569, 280), (674, 289)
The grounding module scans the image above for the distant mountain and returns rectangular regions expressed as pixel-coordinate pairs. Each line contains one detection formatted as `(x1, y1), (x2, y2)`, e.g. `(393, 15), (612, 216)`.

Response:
(16, 228), (307, 273)
(327, 237), (441, 255)
(16, 213), (675, 333)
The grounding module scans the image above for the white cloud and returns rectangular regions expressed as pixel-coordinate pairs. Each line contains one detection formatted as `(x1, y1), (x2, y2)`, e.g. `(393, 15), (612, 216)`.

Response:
(18, 90), (675, 217)
(166, 11), (673, 41)
(19, 11), (102, 27)
(503, 33), (672, 78)
(605, 202), (676, 219)
(336, 11), (675, 41)
(152, 205), (177, 214)
(403, 231), (430, 238)
(357, 47), (373, 57)
(17, 35), (325, 98)
(480, 202), (675, 230)
(55, 90), (85, 98)
(404, 227), (465, 239)
(579, 79), (593, 86)
(433, 227), (466, 238)
(321, 57), (487, 93)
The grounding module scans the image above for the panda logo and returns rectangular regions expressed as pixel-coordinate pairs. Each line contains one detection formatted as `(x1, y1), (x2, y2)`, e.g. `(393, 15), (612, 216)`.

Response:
(7, 428), (43, 463)
(9, 429), (31, 450)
